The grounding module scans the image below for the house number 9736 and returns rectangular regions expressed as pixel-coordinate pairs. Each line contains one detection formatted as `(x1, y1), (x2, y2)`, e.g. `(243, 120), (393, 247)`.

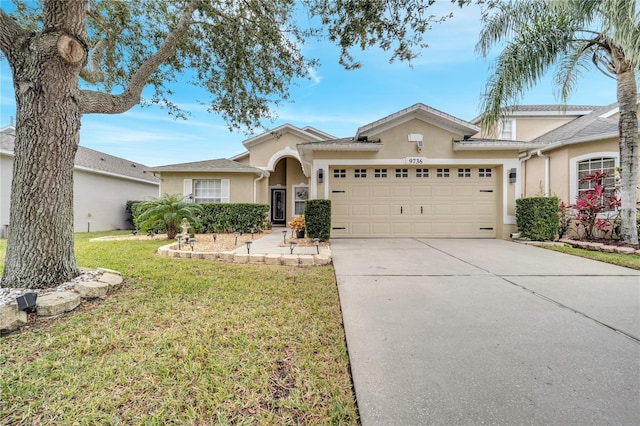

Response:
(405, 157), (427, 165)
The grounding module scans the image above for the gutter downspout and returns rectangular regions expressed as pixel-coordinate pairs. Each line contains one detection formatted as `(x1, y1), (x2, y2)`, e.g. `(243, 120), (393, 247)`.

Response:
(253, 172), (267, 203)
(537, 150), (550, 196)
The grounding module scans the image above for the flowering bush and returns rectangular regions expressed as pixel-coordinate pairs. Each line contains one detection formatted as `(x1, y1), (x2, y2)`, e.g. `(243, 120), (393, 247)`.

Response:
(288, 216), (305, 231)
(572, 171), (620, 240)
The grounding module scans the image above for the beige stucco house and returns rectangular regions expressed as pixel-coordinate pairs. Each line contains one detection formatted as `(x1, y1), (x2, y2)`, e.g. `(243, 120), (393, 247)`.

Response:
(150, 102), (638, 239)
(1, 126), (160, 237)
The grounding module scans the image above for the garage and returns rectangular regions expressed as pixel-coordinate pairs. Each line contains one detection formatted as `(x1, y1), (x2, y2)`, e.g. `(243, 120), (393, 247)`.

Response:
(330, 166), (498, 238)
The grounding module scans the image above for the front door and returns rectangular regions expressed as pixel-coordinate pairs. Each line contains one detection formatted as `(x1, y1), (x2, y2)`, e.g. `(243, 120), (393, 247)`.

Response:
(271, 188), (286, 225)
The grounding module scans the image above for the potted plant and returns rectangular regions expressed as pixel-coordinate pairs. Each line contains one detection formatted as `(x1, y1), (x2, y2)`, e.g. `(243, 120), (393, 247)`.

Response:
(288, 216), (305, 238)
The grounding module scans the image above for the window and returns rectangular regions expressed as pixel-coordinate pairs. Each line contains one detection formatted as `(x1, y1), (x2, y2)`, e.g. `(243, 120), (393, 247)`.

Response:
(416, 168), (429, 178)
(499, 119), (515, 140)
(479, 168), (492, 178)
(333, 169), (346, 178)
(458, 168), (471, 178)
(578, 157), (616, 200)
(354, 169), (367, 178)
(193, 179), (225, 203)
(293, 185), (308, 216)
(395, 168), (408, 178)
(374, 168), (388, 178)
(436, 168), (450, 178)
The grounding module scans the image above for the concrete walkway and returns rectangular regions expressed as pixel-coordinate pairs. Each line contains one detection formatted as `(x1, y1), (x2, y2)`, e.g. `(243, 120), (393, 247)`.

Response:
(332, 238), (640, 426)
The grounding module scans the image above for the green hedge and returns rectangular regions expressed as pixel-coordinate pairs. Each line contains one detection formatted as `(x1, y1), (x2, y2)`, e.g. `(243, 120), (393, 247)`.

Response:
(304, 199), (331, 240)
(195, 203), (270, 233)
(516, 197), (559, 241)
(125, 200), (145, 229)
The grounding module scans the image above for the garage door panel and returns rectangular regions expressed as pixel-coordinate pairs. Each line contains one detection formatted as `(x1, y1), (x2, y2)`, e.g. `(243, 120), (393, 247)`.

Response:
(329, 166), (498, 238)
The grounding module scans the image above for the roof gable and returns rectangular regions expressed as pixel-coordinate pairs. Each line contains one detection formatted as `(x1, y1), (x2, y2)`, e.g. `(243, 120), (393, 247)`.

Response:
(242, 124), (331, 149)
(356, 103), (479, 139)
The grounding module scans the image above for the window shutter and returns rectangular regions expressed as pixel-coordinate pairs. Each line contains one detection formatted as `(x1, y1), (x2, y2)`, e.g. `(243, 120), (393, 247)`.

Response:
(183, 179), (193, 202)
(221, 179), (230, 203)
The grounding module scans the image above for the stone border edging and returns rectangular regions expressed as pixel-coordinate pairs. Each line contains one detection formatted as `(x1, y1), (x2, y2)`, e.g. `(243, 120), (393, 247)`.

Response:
(156, 243), (332, 266)
(1, 268), (123, 335)
(516, 238), (640, 255)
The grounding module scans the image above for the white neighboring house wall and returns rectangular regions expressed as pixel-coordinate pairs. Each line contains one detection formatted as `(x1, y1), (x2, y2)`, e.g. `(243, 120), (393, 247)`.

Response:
(0, 126), (160, 237)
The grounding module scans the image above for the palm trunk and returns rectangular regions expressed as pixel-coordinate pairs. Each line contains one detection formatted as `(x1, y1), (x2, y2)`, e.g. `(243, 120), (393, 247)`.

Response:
(616, 69), (639, 245)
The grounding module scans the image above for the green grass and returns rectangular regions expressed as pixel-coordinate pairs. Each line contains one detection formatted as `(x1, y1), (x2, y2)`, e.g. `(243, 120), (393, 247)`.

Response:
(542, 244), (640, 270)
(0, 232), (358, 424)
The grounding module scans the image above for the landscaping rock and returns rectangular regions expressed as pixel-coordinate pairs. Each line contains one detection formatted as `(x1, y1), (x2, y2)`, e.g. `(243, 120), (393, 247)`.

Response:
(314, 254), (332, 265)
(203, 253), (218, 260)
(249, 254), (265, 263)
(264, 254), (282, 265)
(97, 267), (121, 276)
(282, 255), (299, 266)
(0, 305), (27, 334)
(37, 291), (81, 317)
(614, 246), (637, 254)
(75, 281), (109, 298)
(219, 251), (235, 262)
(602, 245), (618, 253)
(99, 272), (123, 290)
(299, 255), (314, 266)
(233, 254), (249, 264)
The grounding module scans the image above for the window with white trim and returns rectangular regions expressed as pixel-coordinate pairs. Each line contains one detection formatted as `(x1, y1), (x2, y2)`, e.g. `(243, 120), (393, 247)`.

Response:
(498, 119), (515, 140)
(293, 185), (308, 215)
(193, 179), (229, 203)
(577, 157), (616, 210)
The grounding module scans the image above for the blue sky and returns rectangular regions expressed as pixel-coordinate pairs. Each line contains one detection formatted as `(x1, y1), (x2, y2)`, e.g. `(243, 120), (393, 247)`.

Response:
(0, 2), (618, 166)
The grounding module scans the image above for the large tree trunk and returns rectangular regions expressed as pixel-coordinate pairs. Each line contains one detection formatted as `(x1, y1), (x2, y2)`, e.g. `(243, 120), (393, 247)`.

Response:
(616, 69), (639, 245)
(1, 1), (87, 288)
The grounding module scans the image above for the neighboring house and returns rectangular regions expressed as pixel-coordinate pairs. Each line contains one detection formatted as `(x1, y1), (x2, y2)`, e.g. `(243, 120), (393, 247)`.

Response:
(152, 102), (639, 240)
(0, 126), (160, 237)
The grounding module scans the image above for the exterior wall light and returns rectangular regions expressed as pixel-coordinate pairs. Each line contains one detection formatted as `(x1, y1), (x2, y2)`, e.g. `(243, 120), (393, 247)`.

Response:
(408, 133), (424, 153)
(317, 168), (324, 184)
(509, 168), (517, 183)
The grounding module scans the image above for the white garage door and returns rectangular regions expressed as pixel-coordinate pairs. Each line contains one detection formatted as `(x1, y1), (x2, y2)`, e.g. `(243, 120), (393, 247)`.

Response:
(330, 166), (498, 238)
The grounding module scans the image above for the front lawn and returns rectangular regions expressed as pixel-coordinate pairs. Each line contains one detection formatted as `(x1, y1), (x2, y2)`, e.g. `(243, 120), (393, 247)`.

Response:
(0, 232), (358, 424)
(542, 244), (640, 270)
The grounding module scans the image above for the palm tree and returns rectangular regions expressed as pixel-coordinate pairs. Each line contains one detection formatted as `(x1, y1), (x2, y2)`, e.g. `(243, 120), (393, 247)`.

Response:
(135, 194), (203, 239)
(476, 0), (639, 244)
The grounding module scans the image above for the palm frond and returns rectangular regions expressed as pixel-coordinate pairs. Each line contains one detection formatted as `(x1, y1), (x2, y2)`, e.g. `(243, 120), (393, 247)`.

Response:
(554, 41), (598, 102)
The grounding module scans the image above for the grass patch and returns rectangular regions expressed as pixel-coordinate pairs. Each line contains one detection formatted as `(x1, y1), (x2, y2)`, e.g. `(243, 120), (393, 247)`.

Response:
(542, 244), (640, 270)
(0, 232), (358, 424)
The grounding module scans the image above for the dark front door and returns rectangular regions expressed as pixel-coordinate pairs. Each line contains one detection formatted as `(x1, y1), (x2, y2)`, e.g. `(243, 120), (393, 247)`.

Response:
(271, 188), (286, 225)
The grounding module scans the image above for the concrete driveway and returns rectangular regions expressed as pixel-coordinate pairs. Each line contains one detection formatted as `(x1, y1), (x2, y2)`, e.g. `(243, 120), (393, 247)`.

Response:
(332, 239), (640, 426)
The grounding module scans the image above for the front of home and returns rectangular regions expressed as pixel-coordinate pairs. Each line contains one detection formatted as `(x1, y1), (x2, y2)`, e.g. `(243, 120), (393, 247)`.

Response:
(150, 102), (639, 239)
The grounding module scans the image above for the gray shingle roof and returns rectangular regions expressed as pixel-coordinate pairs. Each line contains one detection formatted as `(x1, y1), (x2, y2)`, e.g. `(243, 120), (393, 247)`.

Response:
(149, 158), (266, 174)
(532, 104), (619, 144)
(0, 126), (159, 184)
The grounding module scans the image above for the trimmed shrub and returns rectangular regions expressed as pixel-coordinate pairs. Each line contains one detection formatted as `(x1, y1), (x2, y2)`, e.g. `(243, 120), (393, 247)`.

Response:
(304, 199), (331, 240)
(125, 200), (144, 229)
(195, 203), (269, 233)
(516, 197), (559, 241)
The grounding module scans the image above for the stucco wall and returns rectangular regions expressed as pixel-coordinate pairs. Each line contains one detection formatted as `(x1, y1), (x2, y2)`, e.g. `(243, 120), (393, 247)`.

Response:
(0, 154), (13, 238)
(159, 172), (256, 203)
(248, 133), (305, 169)
(74, 170), (159, 232)
(515, 118), (573, 141)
